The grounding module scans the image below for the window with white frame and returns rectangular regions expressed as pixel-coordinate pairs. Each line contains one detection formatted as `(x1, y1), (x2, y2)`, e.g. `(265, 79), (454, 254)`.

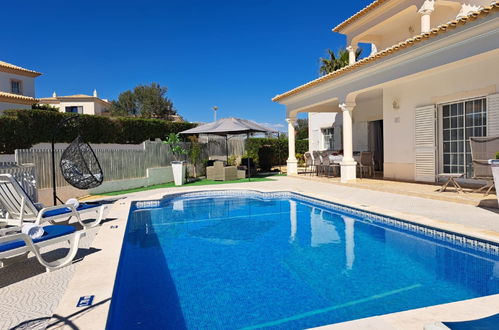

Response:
(440, 98), (487, 178)
(11, 80), (22, 94)
(322, 127), (334, 150)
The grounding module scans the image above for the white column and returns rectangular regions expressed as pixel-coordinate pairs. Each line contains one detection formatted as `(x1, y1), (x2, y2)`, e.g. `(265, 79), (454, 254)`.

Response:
(418, 0), (435, 34)
(286, 117), (298, 175)
(346, 45), (357, 65)
(339, 103), (357, 182)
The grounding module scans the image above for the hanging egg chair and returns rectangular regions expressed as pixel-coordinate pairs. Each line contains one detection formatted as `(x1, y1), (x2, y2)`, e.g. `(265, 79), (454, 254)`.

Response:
(51, 115), (104, 205)
(60, 135), (104, 190)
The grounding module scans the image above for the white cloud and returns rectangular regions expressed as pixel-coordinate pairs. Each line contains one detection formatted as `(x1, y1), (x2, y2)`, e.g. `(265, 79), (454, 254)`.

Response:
(254, 121), (286, 132)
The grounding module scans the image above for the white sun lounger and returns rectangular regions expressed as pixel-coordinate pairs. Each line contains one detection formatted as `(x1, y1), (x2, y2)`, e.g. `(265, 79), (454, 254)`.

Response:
(0, 174), (109, 229)
(0, 225), (84, 272)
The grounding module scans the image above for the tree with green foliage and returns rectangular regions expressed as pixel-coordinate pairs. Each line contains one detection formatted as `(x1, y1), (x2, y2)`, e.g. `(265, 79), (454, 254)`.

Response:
(109, 83), (176, 120)
(319, 48), (362, 76)
(295, 118), (308, 140)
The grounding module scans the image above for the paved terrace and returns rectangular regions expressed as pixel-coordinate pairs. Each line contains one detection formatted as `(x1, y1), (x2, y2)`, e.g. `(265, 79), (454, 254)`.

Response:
(0, 175), (498, 329)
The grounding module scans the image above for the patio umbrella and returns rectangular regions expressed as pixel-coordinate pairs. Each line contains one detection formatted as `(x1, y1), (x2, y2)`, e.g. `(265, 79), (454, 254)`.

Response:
(180, 117), (278, 180)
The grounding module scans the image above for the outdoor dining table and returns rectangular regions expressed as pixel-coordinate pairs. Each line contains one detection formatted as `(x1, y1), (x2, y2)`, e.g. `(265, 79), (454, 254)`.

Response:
(328, 155), (361, 163)
(327, 155), (362, 178)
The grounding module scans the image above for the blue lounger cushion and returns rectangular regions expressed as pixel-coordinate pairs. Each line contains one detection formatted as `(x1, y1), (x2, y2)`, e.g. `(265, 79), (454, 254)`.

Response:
(41, 203), (101, 218)
(0, 225), (76, 253)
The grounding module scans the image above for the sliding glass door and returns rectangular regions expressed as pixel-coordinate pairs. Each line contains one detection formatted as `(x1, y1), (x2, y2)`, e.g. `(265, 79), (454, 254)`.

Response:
(439, 98), (487, 178)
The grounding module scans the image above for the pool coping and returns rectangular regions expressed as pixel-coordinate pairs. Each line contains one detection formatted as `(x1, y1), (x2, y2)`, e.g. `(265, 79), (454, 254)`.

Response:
(48, 187), (499, 329)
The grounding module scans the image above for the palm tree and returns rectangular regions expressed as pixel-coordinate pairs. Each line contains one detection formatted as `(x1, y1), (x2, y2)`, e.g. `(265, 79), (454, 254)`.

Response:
(319, 48), (362, 76)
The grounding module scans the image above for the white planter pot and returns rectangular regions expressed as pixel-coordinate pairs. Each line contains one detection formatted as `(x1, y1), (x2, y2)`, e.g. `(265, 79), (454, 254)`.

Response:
(171, 161), (186, 186)
(490, 159), (499, 206)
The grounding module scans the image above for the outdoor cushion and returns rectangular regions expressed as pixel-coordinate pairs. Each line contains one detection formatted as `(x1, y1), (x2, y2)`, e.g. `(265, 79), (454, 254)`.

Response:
(0, 225), (75, 252)
(41, 203), (101, 218)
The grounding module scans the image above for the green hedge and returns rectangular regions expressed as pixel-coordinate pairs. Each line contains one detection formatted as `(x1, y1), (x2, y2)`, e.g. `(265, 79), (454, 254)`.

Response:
(0, 109), (196, 153)
(247, 137), (308, 167)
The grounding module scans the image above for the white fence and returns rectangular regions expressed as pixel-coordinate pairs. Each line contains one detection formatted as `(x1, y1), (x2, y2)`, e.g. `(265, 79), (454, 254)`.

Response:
(0, 163), (38, 202)
(15, 139), (246, 190)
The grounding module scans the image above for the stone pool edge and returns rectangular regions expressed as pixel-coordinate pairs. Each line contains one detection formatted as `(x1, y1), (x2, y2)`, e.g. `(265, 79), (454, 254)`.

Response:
(48, 187), (499, 330)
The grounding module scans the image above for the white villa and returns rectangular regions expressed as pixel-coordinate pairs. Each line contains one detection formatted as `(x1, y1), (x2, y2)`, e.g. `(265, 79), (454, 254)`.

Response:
(273, 0), (499, 183)
(0, 61), (41, 112)
(40, 90), (111, 115)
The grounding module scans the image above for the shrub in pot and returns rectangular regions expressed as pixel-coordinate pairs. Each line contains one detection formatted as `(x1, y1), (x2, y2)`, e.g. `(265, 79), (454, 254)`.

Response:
(164, 133), (187, 186)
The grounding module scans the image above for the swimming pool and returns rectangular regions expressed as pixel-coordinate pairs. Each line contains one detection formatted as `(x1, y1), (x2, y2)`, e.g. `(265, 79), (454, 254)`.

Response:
(106, 191), (499, 329)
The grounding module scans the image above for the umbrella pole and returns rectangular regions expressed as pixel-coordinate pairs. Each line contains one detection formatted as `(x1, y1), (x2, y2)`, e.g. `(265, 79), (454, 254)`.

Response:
(225, 135), (229, 163)
(247, 133), (251, 182)
(277, 132), (281, 174)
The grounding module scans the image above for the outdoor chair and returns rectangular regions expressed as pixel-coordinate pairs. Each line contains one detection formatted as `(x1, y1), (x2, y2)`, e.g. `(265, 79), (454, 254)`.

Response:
(357, 152), (375, 179)
(0, 174), (110, 228)
(206, 160), (238, 181)
(302, 152), (314, 175)
(0, 224), (84, 272)
(320, 154), (340, 178)
(470, 136), (499, 195)
(312, 151), (322, 176)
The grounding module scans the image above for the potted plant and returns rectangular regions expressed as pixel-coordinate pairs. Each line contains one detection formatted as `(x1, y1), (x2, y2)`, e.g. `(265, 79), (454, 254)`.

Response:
(164, 133), (187, 186)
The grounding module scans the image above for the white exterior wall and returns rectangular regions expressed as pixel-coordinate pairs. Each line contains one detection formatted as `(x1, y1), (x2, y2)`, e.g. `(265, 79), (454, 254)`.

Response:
(94, 102), (109, 115)
(0, 71), (36, 112)
(0, 71), (35, 97)
(59, 100), (96, 115)
(43, 100), (109, 115)
(0, 102), (30, 112)
(383, 53), (499, 181)
(308, 112), (338, 151)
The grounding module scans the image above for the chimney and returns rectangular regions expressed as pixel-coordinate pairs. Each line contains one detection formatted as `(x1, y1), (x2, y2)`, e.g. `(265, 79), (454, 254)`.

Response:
(93, 89), (98, 98)
(52, 91), (57, 97)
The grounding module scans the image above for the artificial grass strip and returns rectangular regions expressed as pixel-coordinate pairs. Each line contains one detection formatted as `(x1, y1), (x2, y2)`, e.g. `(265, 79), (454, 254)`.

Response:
(98, 177), (274, 196)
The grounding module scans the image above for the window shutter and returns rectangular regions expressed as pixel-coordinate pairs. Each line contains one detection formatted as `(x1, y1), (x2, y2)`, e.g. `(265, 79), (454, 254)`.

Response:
(487, 93), (499, 136)
(415, 105), (436, 182)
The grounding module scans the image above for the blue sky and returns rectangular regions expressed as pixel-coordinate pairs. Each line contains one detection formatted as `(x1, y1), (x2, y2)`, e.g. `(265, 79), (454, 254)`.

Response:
(2, 0), (372, 130)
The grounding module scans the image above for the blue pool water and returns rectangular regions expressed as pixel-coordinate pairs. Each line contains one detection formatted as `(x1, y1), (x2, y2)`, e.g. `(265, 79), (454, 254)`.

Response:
(107, 192), (499, 329)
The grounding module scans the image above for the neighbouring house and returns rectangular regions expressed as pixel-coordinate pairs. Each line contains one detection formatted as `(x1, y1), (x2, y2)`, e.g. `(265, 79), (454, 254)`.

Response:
(273, 0), (499, 184)
(39, 90), (111, 115)
(0, 61), (41, 112)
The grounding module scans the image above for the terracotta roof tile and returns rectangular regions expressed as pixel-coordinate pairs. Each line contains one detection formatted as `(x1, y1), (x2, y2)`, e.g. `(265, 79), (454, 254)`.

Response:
(0, 91), (37, 104)
(0, 61), (42, 77)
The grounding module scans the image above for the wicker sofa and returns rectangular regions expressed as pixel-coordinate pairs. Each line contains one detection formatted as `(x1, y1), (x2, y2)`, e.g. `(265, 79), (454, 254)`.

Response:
(206, 160), (239, 181)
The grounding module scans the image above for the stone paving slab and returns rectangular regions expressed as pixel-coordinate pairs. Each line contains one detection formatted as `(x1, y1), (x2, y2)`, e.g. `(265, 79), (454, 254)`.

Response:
(0, 224), (100, 330)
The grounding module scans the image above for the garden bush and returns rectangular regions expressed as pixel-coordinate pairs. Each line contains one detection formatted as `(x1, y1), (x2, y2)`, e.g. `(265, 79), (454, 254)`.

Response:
(0, 109), (196, 153)
(247, 137), (308, 168)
